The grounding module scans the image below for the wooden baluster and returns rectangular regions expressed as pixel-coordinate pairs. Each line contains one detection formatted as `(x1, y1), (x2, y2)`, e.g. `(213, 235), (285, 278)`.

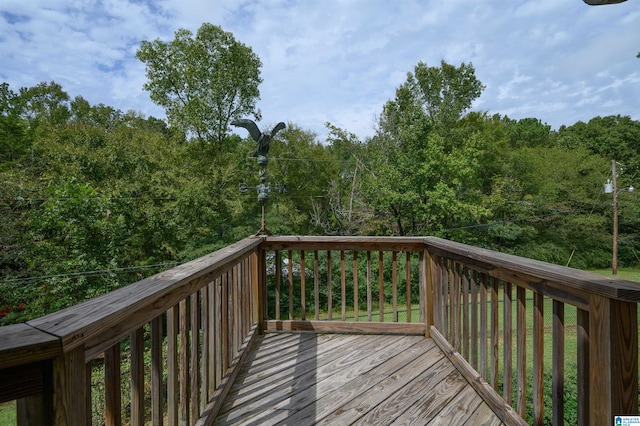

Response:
(327, 251), (333, 321)
(130, 328), (144, 426)
(151, 316), (163, 426)
(288, 250), (294, 321)
(442, 259), (449, 340)
(243, 258), (250, 333)
(461, 266), (469, 361)
(378, 251), (384, 322)
(314, 251), (320, 320)
(300, 250), (306, 320)
(275, 250), (282, 321)
(392, 251), (398, 322)
(221, 274), (229, 373)
(200, 283), (211, 405)
(470, 270), (479, 370)
(167, 305), (178, 426)
(503, 282), (513, 405)
(353, 251), (359, 322)
(479, 273), (488, 380)
(420, 249), (430, 335)
(179, 299), (190, 426)
(406, 252), (411, 323)
(300, 250), (307, 320)
(491, 277), (499, 391)
(341, 250), (346, 321)
(232, 266), (239, 355)
(516, 286), (527, 418)
(533, 292), (544, 425)
(367, 251), (372, 322)
(214, 278), (222, 390)
(190, 291), (200, 423)
(209, 281), (218, 394)
(552, 300), (564, 426)
(201, 287), (209, 404)
(105, 344), (121, 426)
(576, 307), (588, 425)
(454, 263), (461, 351)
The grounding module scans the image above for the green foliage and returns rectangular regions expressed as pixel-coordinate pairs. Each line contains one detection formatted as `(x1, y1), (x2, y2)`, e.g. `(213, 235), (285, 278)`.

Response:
(136, 23), (262, 149)
(409, 60), (485, 130)
(2, 47), (639, 324)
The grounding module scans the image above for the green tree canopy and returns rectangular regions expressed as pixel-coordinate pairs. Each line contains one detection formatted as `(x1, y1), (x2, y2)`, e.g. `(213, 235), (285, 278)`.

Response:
(136, 23), (262, 150)
(400, 60), (485, 131)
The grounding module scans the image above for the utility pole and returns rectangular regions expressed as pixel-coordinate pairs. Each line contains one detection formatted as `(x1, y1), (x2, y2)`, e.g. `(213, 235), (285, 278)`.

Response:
(612, 160), (618, 275)
(604, 160), (634, 275)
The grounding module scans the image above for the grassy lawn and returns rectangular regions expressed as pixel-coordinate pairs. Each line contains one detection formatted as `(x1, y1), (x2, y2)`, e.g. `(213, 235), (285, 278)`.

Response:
(0, 401), (15, 426)
(591, 267), (640, 283)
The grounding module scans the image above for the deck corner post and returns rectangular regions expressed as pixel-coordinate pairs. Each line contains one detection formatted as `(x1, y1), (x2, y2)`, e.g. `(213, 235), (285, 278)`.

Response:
(423, 247), (436, 338)
(51, 345), (87, 426)
(589, 294), (638, 425)
(252, 245), (266, 334)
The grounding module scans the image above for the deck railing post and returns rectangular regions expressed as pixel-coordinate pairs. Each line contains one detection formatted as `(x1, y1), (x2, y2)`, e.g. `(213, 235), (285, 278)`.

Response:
(252, 244), (265, 333)
(423, 248), (435, 338)
(51, 345), (88, 426)
(589, 294), (638, 425)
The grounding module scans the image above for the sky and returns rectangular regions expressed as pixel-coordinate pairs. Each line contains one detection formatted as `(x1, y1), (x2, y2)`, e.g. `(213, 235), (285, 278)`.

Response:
(1, 0), (639, 142)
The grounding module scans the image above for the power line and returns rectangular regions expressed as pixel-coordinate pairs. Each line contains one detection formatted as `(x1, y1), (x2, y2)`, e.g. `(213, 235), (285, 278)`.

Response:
(2, 262), (179, 285)
(246, 156), (347, 163)
(434, 208), (594, 234)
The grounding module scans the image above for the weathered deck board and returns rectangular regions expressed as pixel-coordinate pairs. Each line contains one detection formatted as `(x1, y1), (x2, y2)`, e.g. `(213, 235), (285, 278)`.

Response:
(214, 333), (504, 425)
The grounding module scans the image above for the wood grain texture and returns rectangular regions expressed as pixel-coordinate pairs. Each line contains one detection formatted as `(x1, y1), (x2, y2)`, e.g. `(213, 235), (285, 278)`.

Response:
(27, 237), (262, 353)
(430, 326), (527, 426)
(0, 361), (48, 403)
(425, 236), (640, 303)
(213, 333), (505, 426)
(195, 324), (259, 426)
(0, 324), (61, 370)
(263, 235), (426, 252)
(262, 320), (425, 335)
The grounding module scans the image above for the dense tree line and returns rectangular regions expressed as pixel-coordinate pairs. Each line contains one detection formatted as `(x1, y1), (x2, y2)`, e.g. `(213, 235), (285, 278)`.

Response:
(1, 24), (638, 323)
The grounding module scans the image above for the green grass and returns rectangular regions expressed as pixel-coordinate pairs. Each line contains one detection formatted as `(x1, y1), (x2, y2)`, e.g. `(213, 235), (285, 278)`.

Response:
(590, 267), (640, 283)
(0, 401), (16, 426)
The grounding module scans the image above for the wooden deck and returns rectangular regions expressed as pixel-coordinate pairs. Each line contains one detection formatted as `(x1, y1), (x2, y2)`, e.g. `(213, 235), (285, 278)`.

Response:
(214, 332), (505, 425)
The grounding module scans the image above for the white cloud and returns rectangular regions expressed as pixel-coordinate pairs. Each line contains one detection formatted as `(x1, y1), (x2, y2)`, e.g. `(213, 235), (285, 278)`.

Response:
(1, 0), (638, 140)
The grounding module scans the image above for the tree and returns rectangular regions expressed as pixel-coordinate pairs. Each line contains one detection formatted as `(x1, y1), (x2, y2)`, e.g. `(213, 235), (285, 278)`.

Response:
(19, 81), (70, 134)
(505, 117), (552, 148)
(404, 60), (485, 132)
(136, 23), (262, 151)
(557, 115), (640, 172)
(0, 83), (28, 165)
(366, 60), (489, 236)
(312, 124), (373, 235)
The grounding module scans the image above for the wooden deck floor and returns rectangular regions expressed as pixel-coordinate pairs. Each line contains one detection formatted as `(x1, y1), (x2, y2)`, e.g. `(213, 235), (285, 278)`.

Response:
(214, 332), (505, 425)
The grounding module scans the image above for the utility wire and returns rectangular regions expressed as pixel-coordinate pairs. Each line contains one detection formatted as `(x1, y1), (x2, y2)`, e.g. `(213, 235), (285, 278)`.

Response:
(2, 262), (179, 285)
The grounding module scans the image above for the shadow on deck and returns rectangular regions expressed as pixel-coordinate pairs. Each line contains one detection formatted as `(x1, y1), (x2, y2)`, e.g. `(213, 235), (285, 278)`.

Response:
(214, 333), (504, 425)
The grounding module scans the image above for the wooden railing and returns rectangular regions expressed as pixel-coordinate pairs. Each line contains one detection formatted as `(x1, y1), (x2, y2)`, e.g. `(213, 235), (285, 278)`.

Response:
(260, 236), (428, 335)
(2, 235), (639, 425)
(0, 236), (264, 426)
(425, 236), (640, 426)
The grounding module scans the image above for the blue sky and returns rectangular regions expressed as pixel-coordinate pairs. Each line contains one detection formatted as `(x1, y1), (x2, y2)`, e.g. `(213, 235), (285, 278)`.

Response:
(1, 0), (638, 141)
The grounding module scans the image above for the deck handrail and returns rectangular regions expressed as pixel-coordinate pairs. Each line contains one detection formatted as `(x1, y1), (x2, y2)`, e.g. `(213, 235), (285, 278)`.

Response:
(425, 236), (640, 426)
(1, 236), (264, 425)
(1, 235), (639, 425)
